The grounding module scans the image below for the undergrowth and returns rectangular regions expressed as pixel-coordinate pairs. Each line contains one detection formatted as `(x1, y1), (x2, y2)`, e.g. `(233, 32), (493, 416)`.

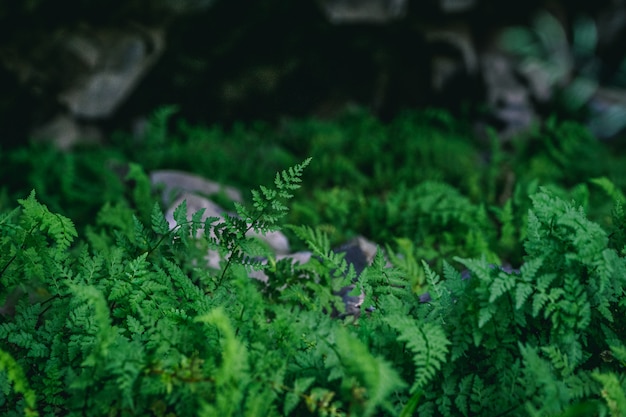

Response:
(1, 148), (626, 415)
(2, 106), (626, 267)
(2, 108), (626, 415)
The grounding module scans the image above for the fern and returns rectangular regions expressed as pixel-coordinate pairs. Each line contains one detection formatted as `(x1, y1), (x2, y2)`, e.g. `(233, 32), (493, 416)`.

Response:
(17, 190), (77, 254)
(326, 327), (406, 417)
(0, 349), (38, 417)
(385, 316), (450, 394)
(4, 141), (626, 417)
(592, 371), (626, 417)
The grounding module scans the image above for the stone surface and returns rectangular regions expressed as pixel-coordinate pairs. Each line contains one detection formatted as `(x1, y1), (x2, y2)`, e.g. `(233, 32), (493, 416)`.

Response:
(161, 191), (291, 269)
(58, 27), (164, 119)
(438, 0), (477, 13)
(317, 0), (407, 24)
(426, 25), (478, 93)
(480, 52), (537, 137)
(30, 114), (103, 150)
(333, 236), (379, 275)
(151, 170), (243, 205)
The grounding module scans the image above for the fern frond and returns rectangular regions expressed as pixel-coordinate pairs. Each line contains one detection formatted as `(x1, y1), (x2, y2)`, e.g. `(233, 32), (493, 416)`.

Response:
(18, 190), (78, 253)
(195, 308), (249, 416)
(0, 349), (38, 416)
(150, 202), (170, 235)
(329, 326), (406, 416)
(386, 316), (450, 393)
(592, 371), (626, 417)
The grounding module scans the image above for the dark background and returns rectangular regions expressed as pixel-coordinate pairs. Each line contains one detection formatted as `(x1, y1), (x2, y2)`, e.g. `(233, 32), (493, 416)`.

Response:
(1, 0), (624, 147)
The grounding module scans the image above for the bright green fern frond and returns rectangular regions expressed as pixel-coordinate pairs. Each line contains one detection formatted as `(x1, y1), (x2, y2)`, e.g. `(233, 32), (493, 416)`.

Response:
(150, 202), (170, 235)
(195, 307), (249, 416)
(330, 326), (406, 417)
(386, 316), (450, 394)
(0, 349), (38, 417)
(289, 225), (330, 259)
(246, 157), (311, 231)
(592, 371), (626, 417)
(18, 190), (77, 253)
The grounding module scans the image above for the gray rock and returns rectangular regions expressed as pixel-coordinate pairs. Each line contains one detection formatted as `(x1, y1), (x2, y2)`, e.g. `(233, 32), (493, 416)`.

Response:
(480, 53), (537, 137)
(438, 0), (477, 13)
(58, 27), (164, 119)
(155, 0), (216, 14)
(162, 192), (291, 269)
(151, 170), (243, 205)
(30, 114), (103, 150)
(426, 25), (478, 93)
(333, 235), (379, 275)
(317, 0), (407, 24)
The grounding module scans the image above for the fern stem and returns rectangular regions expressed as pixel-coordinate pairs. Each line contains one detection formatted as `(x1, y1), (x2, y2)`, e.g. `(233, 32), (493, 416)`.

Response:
(216, 210), (265, 288)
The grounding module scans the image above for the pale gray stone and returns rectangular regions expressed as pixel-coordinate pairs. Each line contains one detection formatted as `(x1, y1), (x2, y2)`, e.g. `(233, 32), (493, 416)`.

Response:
(58, 28), (164, 118)
(317, 0), (407, 24)
(151, 170), (243, 205)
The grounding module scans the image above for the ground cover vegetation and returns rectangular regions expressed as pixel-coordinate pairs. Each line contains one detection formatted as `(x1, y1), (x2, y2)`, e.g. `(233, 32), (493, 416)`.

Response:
(1, 107), (626, 416)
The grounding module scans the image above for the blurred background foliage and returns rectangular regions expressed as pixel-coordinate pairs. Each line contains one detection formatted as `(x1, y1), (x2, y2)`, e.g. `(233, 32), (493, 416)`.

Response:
(2, 0), (626, 268)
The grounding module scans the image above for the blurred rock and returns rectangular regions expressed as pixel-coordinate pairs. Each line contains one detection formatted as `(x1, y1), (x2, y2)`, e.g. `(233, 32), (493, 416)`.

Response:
(480, 52), (537, 137)
(438, 0), (477, 13)
(426, 25), (478, 93)
(30, 114), (103, 150)
(151, 170), (243, 205)
(161, 191), (291, 269)
(58, 27), (164, 119)
(155, 0), (216, 14)
(333, 284), (365, 318)
(317, 0), (407, 24)
(333, 236), (379, 275)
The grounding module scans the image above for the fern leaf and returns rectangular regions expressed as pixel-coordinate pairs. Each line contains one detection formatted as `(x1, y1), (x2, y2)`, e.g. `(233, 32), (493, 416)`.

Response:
(47, 213), (78, 253)
(151, 202), (170, 234)
(288, 225), (331, 259)
(331, 326), (406, 416)
(592, 371), (626, 417)
(386, 316), (450, 393)
(488, 270), (516, 303)
(195, 308), (248, 415)
(173, 199), (188, 227)
(18, 190), (77, 252)
(0, 349), (38, 416)
(477, 303), (497, 329)
(515, 283), (533, 310)
(422, 260), (442, 301)
(590, 177), (626, 202)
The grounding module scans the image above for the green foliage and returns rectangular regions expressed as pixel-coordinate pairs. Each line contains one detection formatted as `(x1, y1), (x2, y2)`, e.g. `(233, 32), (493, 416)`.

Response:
(0, 350), (38, 417)
(3, 107), (626, 416)
(2, 157), (626, 416)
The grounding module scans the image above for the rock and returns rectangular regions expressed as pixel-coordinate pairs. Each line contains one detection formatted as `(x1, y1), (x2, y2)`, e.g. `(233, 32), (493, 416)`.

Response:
(333, 235), (379, 275)
(426, 25), (478, 94)
(480, 52), (537, 137)
(317, 0), (407, 24)
(58, 27), (165, 119)
(154, 0), (216, 14)
(438, 0), (477, 13)
(587, 87), (626, 138)
(30, 114), (103, 150)
(161, 191), (291, 269)
(333, 284), (365, 318)
(151, 170), (243, 205)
